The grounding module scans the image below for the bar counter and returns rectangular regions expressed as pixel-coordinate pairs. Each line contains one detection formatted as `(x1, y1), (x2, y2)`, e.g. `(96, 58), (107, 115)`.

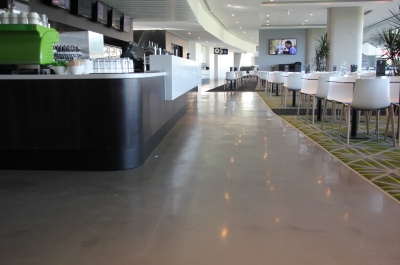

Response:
(0, 72), (198, 170)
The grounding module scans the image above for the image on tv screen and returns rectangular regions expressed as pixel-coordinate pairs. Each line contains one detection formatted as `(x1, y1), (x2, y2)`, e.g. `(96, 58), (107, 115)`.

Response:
(269, 39), (297, 55)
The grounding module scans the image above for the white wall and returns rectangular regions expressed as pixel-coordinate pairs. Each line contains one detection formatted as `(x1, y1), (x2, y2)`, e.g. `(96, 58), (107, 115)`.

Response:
(189, 42), (202, 62)
(216, 52), (234, 78)
(241, 53), (255, 67)
(259, 29), (307, 71)
(166, 31), (189, 58)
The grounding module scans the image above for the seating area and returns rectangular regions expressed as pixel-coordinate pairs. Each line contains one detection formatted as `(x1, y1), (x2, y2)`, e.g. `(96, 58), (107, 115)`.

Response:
(258, 70), (400, 149)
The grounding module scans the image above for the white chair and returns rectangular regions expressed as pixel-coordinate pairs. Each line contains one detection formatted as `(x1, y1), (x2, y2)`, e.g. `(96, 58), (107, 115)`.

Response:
(310, 73), (338, 126)
(224, 72), (237, 90)
(241, 71), (248, 84)
(259, 72), (268, 93)
(266, 72), (274, 96)
(249, 70), (255, 82)
(384, 76), (400, 145)
(270, 72), (285, 97)
(253, 70), (259, 83)
(297, 74), (321, 120)
(321, 75), (357, 132)
(337, 78), (394, 147)
(235, 71), (241, 88)
(283, 73), (303, 109)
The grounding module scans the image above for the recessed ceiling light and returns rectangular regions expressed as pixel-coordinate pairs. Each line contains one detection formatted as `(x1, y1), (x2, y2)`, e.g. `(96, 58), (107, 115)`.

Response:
(228, 3), (231, 6)
(239, 27), (242, 29)
(232, 14), (235, 16)
(267, 15), (270, 17)
(267, 21), (269, 22)
(236, 21), (239, 23)
(214, 44), (216, 45)
(188, 32), (191, 34)
(305, 20), (308, 22)
(198, 37), (201, 39)
(244, 32), (246, 33)
(310, 13), (313, 16)
(302, 23), (304, 25)
(206, 41), (208, 42)
(267, 24), (269, 25)
(252, 38), (254, 39)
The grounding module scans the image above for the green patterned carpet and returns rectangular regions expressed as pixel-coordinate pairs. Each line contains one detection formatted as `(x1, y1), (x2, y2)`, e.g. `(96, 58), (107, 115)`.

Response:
(257, 92), (400, 202)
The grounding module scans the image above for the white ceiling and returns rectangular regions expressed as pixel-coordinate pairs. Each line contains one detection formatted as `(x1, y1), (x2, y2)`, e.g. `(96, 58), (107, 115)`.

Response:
(101, 0), (399, 52)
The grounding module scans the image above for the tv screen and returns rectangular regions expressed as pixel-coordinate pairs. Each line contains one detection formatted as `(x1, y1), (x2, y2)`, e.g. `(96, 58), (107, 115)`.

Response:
(122, 14), (131, 33)
(51, 0), (70, 10)
(71, 0), (92, 19)
(93, 0), (108, 25)
(269, 39), (297, 55)
(108, 8), (122, 30)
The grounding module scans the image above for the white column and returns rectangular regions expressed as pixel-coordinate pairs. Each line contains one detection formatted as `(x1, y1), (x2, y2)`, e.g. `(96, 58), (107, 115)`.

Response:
(327, 7), (364, 71)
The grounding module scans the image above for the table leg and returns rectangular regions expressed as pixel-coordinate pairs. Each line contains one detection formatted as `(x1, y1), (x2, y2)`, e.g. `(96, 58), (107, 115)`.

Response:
(341, 109), (368, 139)
(292, 90), (296, 107)
(317, 99), (322, 121)
(276, 84), (279, 96)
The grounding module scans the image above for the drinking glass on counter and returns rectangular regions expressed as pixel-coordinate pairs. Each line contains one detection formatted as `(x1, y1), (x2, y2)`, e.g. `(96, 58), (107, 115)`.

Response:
(92, 58), (134, 74)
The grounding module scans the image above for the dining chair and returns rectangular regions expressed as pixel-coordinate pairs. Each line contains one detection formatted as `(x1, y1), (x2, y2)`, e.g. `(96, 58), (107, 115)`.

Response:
(224, 71), (237, 90)
(321, 75), (357, 133)
(252, 70), (259, 83)
(310, 72), (338, 127)
(266, 72), (274, 96)
(235, 71), (241, 88)
(241, 71), (248, 84)
(249, 70), (255, 82)
(282, 73), (303, 109)
(337, 78), (394, 147)
(271, 72), (285, 97)
(260, 72), (268, 92)
(297, 73), (321, 120)
(384, 76), (400, 146)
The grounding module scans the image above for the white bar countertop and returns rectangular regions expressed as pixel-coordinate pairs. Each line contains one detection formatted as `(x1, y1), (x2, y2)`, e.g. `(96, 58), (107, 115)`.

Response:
(150, 55), (201, 100)
(0, 72), (166, 80)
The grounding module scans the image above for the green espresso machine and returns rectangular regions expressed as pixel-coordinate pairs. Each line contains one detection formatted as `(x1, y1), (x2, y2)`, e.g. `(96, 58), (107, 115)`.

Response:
(0, 24), (59, 73)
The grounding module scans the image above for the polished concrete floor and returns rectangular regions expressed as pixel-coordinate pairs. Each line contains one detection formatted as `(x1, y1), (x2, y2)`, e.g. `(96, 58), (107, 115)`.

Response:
(1, 79), (400, 265)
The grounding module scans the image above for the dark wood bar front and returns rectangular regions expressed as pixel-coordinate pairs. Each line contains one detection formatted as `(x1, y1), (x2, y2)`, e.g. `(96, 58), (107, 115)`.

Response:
(0, 73), (197, 170)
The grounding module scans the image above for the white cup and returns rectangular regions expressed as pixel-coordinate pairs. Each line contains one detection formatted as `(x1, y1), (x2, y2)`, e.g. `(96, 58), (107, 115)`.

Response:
(28, 12), (39, 19)
(9, 13), (19, 24)
(0, 13), (9, 24)
(18, 12), (28, 24)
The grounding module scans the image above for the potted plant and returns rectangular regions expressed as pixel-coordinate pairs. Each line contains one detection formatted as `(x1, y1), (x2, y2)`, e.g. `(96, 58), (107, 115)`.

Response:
(312, 33), (330, 72)
(378, 5), (400, 76)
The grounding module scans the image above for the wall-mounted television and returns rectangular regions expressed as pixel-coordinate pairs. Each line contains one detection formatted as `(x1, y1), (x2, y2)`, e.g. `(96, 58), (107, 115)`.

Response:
(92, 0), (108, 25)
(71, 0), (92, 19)
(51, 0), (70, 10)
(269, 39), (297, 55)
(122, 14), (131, 33)
(108, 7), (122, 30)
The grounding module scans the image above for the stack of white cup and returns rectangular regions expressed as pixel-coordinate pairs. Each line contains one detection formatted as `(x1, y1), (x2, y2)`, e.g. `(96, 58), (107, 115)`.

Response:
(27, 12), (41, 25)
(18, 12), (28, 24)
(0, 12), (9, 24)
(9, 13), (19, 24)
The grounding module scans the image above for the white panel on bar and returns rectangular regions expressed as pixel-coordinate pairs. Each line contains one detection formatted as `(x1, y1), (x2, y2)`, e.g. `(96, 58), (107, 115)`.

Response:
(150, 55), (201, 100)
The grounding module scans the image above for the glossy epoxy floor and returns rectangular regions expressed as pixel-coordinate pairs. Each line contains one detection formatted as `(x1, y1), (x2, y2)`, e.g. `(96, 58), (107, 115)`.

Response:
(1, 80), (400, 265)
